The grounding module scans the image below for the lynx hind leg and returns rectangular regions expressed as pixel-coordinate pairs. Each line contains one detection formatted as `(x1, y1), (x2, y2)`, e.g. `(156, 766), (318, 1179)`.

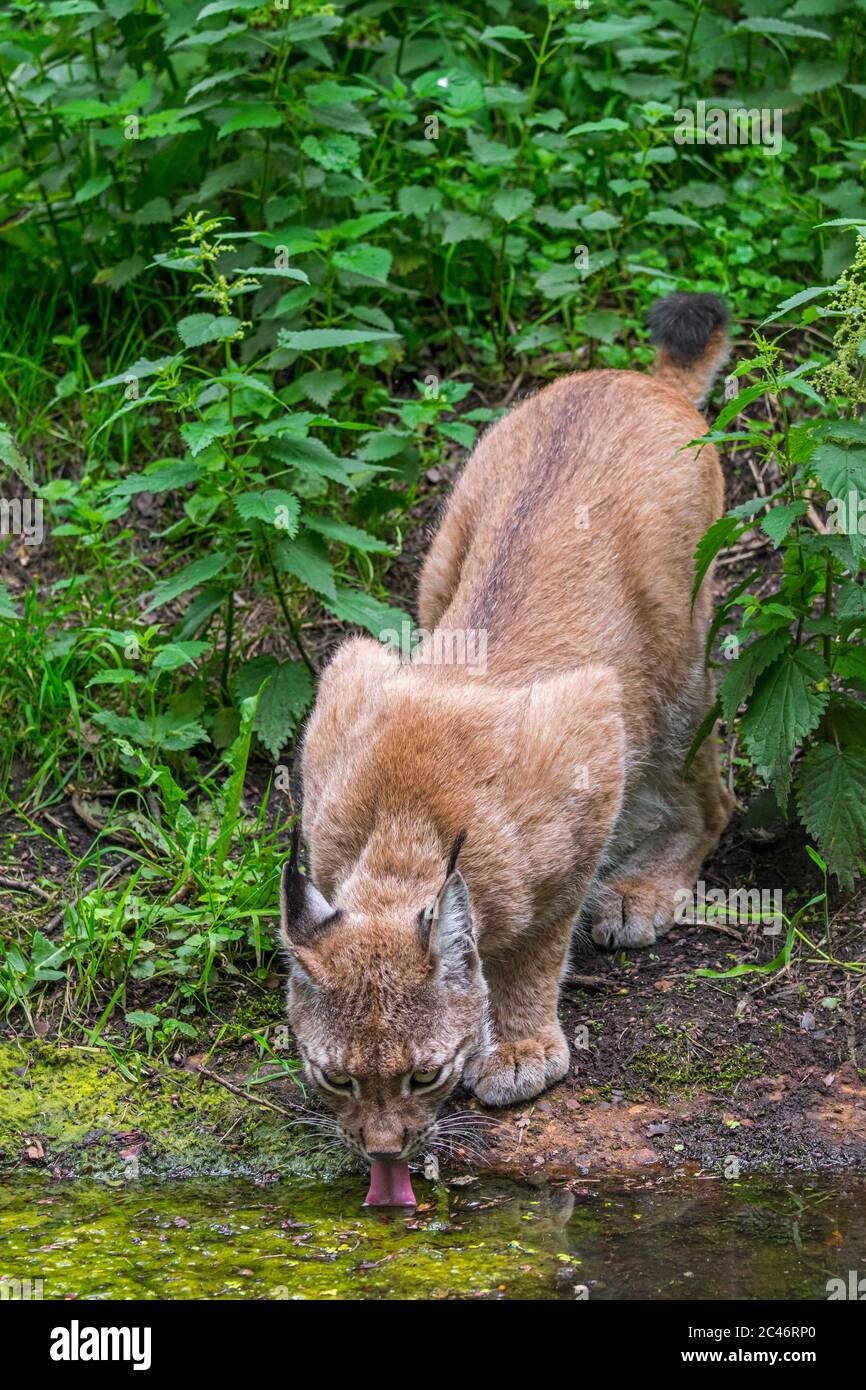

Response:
(590, 867), (695, 950)
(591, 739), (733, 951)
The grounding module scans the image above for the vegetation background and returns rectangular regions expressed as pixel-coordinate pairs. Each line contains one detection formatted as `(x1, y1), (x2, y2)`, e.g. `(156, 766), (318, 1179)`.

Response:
(0, 0), (864, 1096)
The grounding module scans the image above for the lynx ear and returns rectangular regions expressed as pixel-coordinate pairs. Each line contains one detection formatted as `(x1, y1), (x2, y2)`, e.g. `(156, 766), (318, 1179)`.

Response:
(279, 828), (339, 984)
(427, 871), (478, 980)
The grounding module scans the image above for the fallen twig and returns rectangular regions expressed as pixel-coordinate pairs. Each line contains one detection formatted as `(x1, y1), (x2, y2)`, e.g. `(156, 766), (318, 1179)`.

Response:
(564, 973), (617, 991)
(185, 1060), (304, 1119)
(0, 875), (55, 904)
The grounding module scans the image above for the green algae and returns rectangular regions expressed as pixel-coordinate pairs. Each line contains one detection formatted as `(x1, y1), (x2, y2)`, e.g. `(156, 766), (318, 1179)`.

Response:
(0, 1041), (349, 1181)
(0, 1176), (573, 1300)
(1, 1173), (864, 1301)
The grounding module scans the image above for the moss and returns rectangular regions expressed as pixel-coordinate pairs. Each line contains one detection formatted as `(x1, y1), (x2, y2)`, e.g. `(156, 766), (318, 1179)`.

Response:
(629, 1036), (763, 1101)
(0, 1041), (349, 1181)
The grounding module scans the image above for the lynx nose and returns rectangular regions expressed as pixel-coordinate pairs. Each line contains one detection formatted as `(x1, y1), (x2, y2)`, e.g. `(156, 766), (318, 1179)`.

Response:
(362, 1126), (407, 1159)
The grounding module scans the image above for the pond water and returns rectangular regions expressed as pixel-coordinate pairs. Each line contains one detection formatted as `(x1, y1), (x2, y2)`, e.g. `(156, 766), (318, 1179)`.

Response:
(2, 1173), (865, 1300)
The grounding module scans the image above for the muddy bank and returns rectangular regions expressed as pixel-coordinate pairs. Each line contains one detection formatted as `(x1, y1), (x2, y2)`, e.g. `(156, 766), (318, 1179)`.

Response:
(476, 899), (866, 1179)
(2, 908), (864, 1183)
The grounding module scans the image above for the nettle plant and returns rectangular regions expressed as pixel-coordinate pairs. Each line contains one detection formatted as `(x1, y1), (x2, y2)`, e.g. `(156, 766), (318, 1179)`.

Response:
(2, 0), (861, 361)
(694, 236), (866, 890)
(81, 210), (418, 762)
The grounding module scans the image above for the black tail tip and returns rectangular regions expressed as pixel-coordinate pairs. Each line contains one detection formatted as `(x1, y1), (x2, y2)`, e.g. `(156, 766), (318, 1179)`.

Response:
(646, 292), (729, 366)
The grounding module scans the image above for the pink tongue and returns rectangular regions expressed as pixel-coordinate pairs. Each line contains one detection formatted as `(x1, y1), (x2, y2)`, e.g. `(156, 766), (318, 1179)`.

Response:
(364, 1159), (417, 1208)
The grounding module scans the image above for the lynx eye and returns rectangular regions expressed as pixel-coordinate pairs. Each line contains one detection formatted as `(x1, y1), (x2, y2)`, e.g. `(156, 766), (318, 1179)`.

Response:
(322, 1071), (352, 1090)
(411, 1067), (442, 1088)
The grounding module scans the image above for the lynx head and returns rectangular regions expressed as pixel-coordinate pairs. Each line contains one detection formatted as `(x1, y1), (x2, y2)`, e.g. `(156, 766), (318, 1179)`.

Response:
(279, 832), (488, 1162)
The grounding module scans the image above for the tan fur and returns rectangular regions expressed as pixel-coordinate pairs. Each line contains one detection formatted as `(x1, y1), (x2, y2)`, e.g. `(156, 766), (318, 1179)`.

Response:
(281, 328), (734, 1156)
(652, 325), (730, 407)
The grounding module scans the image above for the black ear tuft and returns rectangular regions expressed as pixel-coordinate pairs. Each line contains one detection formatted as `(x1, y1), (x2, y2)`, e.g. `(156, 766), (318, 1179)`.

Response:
(279, 825), (339, 950)
(446, 828), (467, 878)
(280, 822), (307, 929)
(646, 292), (729, 366)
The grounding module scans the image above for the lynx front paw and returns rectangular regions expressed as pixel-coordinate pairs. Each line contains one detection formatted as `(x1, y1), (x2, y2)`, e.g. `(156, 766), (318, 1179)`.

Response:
(591, 874), (682, 950)
(465, 1028), (569, 1107)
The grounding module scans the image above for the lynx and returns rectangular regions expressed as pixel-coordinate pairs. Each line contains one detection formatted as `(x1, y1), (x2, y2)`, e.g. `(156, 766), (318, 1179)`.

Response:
(279, 293), (734, 1174)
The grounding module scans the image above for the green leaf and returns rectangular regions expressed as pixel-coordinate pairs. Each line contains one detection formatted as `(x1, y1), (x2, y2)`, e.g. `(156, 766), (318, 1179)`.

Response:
(95, 254), (146, 290)
(275, 534), (336, 599)
(492, 189), (535, 223)
(177, 314), (241, 347)
(233, 655), (277, 705)
(356, 431), (410, 462)
(692, 515), (747, 607)
(300, 132), (360, 172)
(579, 310), (622, 343)
(797, 743), (866, 889)
(95, 710), (208, 752)
(180, 419), (233, 456)
(74, 174), (112, 203)
(144, 552), (231, 612)
(759, 500), (809, 547)
(441, 211), (492, 245)
(286, 12), (342, 41)
(266, 434), (353, 486)
(332, 243), (392, 283)
(254, 661), (314, 759)
(330, 211), (401, 242)
(111, 459), (200, 497)
(234, 490), (300, 535)
(0, 582), (20, 621)
(125, 1010), (160, 1030)
(736, 16), (830, 40)
(131, 196), (173, 225)
(740, 649), (828, 802)
(304, 515), (395, 554)
(567, 118), (628, 135)
(398, 186), (443, 218)
(0, 425), (34, 487)
(278, 328), (401, 351)
(712, 382), (773, 432)
(480, 24), (533, 41)
(645, 208), (701, 231)
(217, 104), (283, 138)
(581, 209), (620, 232)
(151, 640), (210, 672)
(324, 585), (413, 639)
(792, 59), (847, 93)
(466, 131), (515, 167)
(294, 370), (346, 408)
(762, 283), (835, 325)
(811, 444), (866, 496)
(718, 630), (791, 724)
